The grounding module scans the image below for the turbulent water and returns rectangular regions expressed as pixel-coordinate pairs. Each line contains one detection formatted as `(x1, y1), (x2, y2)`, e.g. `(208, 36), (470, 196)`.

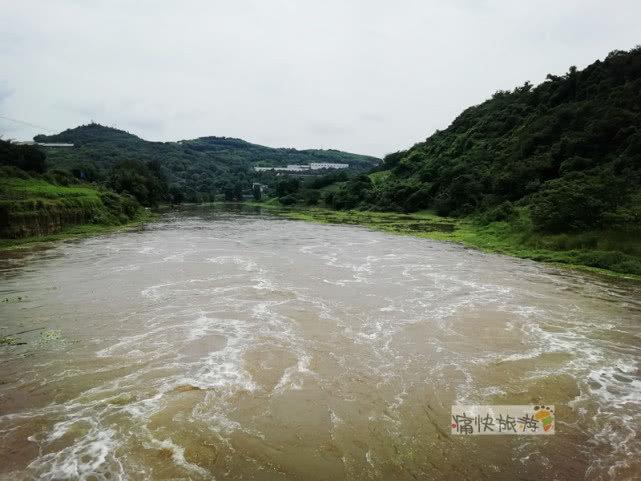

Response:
(1, 206), (640, 481)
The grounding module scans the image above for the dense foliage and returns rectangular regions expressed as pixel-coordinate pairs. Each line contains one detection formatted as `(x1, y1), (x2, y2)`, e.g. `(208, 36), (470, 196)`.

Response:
(34, 124), (380, 203)
(108, 159), (169, 206)
(1, 138), (170, 208)
(0, 139), (46, 173)
(325, 47), (641, 236)
(0, 141), (143, 238)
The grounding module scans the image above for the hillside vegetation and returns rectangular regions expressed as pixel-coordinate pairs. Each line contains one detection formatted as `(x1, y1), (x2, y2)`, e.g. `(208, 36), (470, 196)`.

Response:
(333, 48), (641, 222)
(34, 124), (380, 202)
(0, 140), (145, 241)
(273, 47), (641, 277)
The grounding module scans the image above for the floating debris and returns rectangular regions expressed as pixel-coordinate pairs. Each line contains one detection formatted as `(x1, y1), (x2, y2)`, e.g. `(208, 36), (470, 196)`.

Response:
(2, 296), (23, 303)
(170, 385), (202, 393)
(0, 336), (26, 346)
(35, 329), (77, 349)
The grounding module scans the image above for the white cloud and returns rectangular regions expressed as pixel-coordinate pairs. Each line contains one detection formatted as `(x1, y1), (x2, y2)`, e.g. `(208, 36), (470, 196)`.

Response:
(0, 0), (639, 156)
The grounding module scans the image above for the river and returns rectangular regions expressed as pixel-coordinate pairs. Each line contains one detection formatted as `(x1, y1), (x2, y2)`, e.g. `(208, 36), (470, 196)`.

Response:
(1, 206), (640, 481)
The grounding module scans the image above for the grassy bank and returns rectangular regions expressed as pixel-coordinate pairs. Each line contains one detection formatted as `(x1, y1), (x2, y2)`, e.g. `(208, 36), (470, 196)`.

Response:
(0, 177), (151, 251)
(248, 202), (641, 281)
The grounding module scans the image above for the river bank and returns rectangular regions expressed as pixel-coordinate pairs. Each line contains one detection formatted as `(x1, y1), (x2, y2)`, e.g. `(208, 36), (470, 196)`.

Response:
(245, 202), (641, 281)
(3, 199), (640, 281)
(0, 209), (153, 252)
(0, 176), (153, 252)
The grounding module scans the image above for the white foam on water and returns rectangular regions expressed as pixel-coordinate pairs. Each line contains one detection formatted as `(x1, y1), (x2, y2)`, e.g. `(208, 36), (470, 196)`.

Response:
(28, 427), (124, 481)
(206, 255), (259, 272)
(586, 361), (641, 407)
(110, 264), (140, 272)
(144, 436), (210, 478)
(274, 352), (314, 392)
(2, 212), (641, 480)
(187, 311), (213, 341)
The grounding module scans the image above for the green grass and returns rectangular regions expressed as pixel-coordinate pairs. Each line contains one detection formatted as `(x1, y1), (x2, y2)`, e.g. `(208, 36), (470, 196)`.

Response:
(248, 203), (641, 281)
(0, 178), (105, 220)
(0, 176), (147, 249)
(0, 177), (102, 200)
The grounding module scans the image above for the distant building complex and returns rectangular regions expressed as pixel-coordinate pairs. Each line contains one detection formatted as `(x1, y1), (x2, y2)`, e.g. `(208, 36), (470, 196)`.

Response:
(310, 162), (349, 170)
(14, 141), (74, 147)
(254, 162), (349, 172)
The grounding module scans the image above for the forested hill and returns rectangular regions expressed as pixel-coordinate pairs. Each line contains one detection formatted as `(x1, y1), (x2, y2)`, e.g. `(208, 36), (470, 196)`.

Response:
(34, 123), (380, 201)
(346, 47), (641, 234)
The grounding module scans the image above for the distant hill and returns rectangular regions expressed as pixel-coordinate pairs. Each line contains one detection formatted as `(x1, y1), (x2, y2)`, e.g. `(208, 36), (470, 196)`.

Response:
(34, 124), (380, 201)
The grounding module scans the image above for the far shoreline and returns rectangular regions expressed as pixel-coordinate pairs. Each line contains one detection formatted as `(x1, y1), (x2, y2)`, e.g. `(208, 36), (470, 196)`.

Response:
(0, 210), (154, 254)
(2, 202), (639, 284)
(240, 201), (641, 284)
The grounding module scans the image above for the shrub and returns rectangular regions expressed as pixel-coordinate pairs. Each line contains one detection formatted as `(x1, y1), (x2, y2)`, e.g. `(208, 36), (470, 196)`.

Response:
(530, 172), (626, 232)
(278, 194), (298, 205)
(480, 201), (515, 224)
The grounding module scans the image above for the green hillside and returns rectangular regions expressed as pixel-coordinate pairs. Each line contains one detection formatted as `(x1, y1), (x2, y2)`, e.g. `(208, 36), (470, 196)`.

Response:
(341, 47), (641, 229)
(322, 47), (640, 222)
(0, 177), (140, 240)
(282, 47), (641, 277)
(0, 140), (146, 243)
(34, 124), (380, 202)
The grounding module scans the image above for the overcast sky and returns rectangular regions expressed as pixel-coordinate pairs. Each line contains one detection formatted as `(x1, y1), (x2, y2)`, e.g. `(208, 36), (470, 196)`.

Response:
(1, 1), (639, 157)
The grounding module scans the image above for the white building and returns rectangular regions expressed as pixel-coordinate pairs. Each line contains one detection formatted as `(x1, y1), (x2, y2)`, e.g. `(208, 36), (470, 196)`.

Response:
(286, 164), (311, 171)
(254, 162), (348, 172)
(310, 162), (348, 170)
(14, 141), (74, 147)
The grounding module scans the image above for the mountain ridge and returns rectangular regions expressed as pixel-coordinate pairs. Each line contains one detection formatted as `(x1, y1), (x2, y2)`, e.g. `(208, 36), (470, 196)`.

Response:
(34, 123), (380, 202)
(35, 123), (378, 163)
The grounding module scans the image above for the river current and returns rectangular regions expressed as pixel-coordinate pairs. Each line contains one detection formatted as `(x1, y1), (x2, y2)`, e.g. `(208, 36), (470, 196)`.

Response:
(1, 206), (640, 480)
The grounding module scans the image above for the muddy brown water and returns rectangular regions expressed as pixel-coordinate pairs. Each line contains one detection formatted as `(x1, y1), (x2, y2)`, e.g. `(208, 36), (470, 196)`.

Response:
(1, 205), (640, 481)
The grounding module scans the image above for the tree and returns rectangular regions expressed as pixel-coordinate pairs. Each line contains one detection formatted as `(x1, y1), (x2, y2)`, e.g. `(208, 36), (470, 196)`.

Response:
(223, 183), (243, 201)
(0, 140), (46, 173)
(108, 159), (168, 206)
(276, 177), (300, 197)
(333, 174), (373, 210)
(169, 186), (185, 204)
(530, 172), (626, 232)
